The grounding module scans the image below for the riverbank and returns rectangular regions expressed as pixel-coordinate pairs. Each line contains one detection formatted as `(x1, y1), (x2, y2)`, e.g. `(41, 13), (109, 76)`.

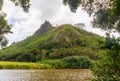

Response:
(0, 56), (93, 69)
(0, 61), (51, 69)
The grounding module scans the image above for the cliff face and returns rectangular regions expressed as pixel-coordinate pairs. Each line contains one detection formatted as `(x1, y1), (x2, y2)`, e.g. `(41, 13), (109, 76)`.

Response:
(35, 20), (51, 35)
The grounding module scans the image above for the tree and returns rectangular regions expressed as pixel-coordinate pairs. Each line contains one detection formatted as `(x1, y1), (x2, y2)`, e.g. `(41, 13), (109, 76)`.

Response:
(0, 0), (30, 47)
(63, 0), (120, 31)
(63, 0), (120, 81)
(0, 12), (11, 48)
(10, 0), (30, 12)
(0, 36), (8, 48)
(92, 37), (120, 81)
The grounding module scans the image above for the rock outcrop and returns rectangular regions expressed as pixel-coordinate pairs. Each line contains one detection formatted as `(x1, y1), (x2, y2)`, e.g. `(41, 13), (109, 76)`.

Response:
(35, 20), (51, 35)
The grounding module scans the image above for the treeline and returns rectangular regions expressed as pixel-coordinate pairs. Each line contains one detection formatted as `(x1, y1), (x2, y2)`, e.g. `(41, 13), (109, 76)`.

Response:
(0, 47), (99, 62)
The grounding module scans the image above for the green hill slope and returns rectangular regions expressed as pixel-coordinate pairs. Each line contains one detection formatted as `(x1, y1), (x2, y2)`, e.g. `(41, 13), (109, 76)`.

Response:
(0, 23), (104, 62)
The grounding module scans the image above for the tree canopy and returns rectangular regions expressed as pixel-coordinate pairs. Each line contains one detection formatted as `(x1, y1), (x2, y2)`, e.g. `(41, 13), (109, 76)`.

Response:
(63, 0), (120, 32)
(0, 0), (30, 48)
(63, 0), (120, 81)
(10, 0), (30, 12)
(0, 0), (119, 32)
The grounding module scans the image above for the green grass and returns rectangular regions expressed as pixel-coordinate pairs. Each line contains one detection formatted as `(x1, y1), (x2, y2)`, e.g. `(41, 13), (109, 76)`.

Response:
(0, 56), (94, 69)
(0, 61), (51, 69)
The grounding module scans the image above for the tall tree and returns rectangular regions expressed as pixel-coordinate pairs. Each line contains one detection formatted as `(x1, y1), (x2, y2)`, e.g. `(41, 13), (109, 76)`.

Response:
(63, 0), (120, 31)
(63, 0), (120, 81)
(0, 0), (30, 47)
(0, 0), (10, 48)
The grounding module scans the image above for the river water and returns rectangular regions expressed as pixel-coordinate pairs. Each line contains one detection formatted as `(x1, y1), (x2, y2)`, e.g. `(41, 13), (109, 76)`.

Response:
(0, 69), (92, 81)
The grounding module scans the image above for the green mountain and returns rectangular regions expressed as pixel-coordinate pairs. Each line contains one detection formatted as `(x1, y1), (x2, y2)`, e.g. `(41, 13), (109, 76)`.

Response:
(0, 21), (104, 62)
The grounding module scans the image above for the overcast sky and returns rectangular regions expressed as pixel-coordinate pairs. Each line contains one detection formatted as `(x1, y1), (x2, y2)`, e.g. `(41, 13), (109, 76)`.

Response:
(2, 0), (108, 45)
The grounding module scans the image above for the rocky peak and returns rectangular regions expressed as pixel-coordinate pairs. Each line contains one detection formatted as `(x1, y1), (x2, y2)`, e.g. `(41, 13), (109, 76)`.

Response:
(35, 20), (51, 35)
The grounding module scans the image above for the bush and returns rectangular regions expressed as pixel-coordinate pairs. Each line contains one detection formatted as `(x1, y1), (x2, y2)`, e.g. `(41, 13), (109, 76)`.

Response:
(49, 48), (82, 59)
(41, 59), (65, 69)
(16, 52), (36, 62)
(92, 42), (120, 81)
(62, 56), (93, 69)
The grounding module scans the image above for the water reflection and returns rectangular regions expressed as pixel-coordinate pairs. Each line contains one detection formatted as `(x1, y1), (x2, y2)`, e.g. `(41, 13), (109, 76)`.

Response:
(0, 69), (92, 81)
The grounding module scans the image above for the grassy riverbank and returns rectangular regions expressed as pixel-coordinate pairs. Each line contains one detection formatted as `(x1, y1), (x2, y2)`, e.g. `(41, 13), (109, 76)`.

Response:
(0, 61), (51, 69)
(0, 56), (94, 69)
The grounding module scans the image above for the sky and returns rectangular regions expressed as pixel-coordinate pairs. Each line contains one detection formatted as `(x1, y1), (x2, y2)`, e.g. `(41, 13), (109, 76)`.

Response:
(2, 0), (109, 45)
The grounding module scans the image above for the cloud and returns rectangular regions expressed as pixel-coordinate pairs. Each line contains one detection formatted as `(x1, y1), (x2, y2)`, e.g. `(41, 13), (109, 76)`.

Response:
(50, 5), (92, 26)
(30, 0), (62, 20)
(3, 0), (98, 45)
(3, 0), (43, 44)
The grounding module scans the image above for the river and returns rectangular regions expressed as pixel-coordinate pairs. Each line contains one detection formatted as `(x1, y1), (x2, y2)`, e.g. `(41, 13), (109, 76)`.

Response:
(0, 69), (92, 81)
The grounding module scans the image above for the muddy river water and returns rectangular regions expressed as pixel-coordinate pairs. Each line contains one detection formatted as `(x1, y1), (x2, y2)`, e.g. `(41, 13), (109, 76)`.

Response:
(0, 69), (92, 81)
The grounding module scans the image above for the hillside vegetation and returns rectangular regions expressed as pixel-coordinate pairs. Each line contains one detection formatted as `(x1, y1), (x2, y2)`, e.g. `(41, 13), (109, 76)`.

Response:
(0, 22), (105, 69)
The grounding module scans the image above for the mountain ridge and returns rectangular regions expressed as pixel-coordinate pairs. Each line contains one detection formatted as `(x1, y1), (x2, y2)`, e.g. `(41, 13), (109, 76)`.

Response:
(0, 22), (104, 62)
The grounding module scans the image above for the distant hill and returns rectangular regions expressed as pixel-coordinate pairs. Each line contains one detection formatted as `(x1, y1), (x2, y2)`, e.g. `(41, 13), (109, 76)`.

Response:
(0, 21), (104, 62)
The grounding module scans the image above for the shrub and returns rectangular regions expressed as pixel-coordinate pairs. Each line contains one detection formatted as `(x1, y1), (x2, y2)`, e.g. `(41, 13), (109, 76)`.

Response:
(62, 56), (93, 69)
(41, 59), (65, 69)
(92, 43), (120, 81)
(16, 52), (36, 62)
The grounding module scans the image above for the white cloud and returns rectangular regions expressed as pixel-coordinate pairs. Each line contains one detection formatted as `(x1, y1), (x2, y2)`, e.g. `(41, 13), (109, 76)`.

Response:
(2, 0), (106, 45)
(3, 0), (43, 44)
(30, 0), (62, 20)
